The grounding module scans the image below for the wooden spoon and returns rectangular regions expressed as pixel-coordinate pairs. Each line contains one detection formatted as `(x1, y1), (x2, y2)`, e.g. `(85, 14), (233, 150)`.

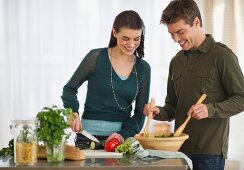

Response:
(143, 98), (155, 138)
(174, 94), (207, 137)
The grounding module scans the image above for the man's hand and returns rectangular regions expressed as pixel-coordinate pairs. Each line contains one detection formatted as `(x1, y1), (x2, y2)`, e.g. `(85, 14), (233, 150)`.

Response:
(188, 104), (208, 120)
(143, 103), (160, 118)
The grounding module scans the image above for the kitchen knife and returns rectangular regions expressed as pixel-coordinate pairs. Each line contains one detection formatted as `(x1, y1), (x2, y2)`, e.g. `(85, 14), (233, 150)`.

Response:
(79, 129), (100, 143)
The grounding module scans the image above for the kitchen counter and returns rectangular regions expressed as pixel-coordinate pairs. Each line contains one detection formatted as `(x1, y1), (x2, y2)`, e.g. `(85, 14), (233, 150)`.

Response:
(0, 156), (188, 170)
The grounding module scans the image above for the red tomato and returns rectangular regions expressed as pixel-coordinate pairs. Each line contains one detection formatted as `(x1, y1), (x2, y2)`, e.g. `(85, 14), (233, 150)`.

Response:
(104, 138), (121, 152)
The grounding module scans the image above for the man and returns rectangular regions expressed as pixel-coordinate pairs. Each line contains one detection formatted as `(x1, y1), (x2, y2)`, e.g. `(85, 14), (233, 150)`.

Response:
(143, 0), (244, 169)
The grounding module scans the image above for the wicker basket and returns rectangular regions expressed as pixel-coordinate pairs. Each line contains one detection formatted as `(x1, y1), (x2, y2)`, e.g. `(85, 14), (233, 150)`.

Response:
(134, 133), (189, 151)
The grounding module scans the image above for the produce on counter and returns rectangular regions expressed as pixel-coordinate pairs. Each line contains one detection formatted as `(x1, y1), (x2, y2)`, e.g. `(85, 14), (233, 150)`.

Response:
(36, 105), (73, 162)
(115, 137), (141, 155)
(90, 141), (105, 150)
(104, 138), (121, 152)
(75, 139), (106, 150)
(36, 106), (73, 146)
(0, 139), (14, 156)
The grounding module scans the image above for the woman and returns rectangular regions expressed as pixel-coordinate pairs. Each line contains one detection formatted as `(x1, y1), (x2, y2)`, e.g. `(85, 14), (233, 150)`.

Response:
(61, 10), (151, 145)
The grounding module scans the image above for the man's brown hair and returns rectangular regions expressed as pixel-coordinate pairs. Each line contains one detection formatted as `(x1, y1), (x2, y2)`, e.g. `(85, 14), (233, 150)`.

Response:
(160, 0), (202, 27)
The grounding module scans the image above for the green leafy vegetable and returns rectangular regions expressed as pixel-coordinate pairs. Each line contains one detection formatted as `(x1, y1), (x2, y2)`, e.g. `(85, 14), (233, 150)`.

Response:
(36, 105), (72, 146)
(0, 139), (14, 156)
(115, 137), (140, 155)
(36, 105), (72, 162)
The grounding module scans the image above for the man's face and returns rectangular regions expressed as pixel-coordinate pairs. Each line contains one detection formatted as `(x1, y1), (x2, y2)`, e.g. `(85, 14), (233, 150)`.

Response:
(167, 18), (200, 51)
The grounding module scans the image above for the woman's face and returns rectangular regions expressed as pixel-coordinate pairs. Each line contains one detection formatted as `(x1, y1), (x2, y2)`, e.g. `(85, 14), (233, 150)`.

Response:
(113, 27), (142, 56)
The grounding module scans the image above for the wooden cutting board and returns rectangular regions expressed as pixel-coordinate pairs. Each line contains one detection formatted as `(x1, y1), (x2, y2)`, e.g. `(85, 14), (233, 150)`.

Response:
(82, 149), (123, 158)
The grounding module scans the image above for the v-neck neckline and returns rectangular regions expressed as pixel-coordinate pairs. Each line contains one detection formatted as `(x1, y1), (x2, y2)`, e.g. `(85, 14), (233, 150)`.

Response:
(106, 48), (137, 81)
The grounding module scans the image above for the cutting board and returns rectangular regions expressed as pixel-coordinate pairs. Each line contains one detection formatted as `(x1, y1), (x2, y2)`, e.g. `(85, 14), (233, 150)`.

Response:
(82, 149), (123, 158)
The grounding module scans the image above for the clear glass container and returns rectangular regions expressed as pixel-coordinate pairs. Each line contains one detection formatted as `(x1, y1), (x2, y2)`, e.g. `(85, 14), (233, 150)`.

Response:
(45, 141), (65, 162)
(10, 119), (38, 165)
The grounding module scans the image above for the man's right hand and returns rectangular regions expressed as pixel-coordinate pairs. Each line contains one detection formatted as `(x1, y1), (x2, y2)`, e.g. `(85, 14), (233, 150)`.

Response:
(143, 103), (160, 118)
(68, 112), (82, 132)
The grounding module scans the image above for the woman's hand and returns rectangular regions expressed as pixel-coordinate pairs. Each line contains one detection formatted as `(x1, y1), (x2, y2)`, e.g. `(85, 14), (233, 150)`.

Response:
(107, 132), (124, 143)
(143, 103), (160, 118)
(68, 112), (82, 132)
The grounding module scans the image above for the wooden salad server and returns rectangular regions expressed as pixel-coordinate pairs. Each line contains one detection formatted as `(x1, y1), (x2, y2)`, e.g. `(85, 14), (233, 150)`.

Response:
(143, 98), (155, 138)
(174, 94), (207, 137)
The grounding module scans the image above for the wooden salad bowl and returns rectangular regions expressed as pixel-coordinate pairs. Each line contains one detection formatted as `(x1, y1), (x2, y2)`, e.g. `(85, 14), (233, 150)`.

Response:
(134, 133), (189, 151)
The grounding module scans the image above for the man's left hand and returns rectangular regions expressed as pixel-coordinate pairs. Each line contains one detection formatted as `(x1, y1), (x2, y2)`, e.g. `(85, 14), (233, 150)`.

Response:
(188, 104), (208, 120)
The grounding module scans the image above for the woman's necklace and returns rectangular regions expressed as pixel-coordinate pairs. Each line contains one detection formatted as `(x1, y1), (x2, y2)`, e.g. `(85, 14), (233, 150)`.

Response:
(110, 49), (139, 110)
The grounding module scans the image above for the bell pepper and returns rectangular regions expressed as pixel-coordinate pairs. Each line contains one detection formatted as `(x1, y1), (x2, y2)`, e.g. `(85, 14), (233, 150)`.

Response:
(104, 138), (121, 152)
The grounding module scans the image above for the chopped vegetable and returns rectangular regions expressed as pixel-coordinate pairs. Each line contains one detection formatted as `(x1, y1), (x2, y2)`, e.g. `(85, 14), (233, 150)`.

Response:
(90, 141), (105, 150)
(115, 137), (140, 155)
(104, 138), (121, 152)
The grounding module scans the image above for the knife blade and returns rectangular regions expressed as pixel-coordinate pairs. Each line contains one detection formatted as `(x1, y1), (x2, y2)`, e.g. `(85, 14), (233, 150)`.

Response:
(79, 129), (100, 143)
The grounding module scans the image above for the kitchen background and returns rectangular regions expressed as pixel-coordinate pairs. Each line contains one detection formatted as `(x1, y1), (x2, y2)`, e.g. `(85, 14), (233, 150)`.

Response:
(0, 0), (243, 169)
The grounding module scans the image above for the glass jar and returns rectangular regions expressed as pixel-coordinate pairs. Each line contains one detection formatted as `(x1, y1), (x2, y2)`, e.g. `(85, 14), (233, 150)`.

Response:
(10, 119), (38, 165)
(45, 141), (65, 162)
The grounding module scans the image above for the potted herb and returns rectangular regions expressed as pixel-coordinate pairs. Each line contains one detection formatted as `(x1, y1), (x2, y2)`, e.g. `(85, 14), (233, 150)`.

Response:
(36, 105), (72, 162)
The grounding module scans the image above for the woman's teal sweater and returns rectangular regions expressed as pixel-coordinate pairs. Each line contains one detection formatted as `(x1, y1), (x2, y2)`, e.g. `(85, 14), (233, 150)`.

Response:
(61, 48), (151, 139)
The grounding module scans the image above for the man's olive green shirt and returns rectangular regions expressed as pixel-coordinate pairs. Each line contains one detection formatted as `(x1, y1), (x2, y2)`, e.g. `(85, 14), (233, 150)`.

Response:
(155, 35), (244, 158)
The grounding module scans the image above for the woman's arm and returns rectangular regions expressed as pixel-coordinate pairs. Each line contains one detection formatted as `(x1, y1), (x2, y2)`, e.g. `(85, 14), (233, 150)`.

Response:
(61, 49), (99, 113)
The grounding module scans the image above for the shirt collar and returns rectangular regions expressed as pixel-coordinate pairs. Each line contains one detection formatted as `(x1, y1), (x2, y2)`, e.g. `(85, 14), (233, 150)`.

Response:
(197, 34), (215, 53)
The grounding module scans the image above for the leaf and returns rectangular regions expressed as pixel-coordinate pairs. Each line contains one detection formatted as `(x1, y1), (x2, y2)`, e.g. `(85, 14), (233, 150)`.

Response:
(36, 105), (73, 146)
